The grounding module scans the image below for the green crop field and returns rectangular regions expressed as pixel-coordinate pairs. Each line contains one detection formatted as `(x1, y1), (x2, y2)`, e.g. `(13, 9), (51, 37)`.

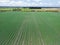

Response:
(0, 12), (60, 45)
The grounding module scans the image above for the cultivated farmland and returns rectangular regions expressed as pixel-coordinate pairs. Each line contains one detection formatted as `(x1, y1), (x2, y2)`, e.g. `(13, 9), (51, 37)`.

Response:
(0, 12), (60, 45)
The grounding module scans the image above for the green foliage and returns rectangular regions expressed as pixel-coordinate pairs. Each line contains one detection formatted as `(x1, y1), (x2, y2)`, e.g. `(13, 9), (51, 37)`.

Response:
(13, 8), (21, 11)
(0, 10), (12, 12)
(0, 8), (59, 12)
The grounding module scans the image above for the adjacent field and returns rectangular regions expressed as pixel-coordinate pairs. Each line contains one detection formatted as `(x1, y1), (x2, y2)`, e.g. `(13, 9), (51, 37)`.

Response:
(0, 12), (60, 45)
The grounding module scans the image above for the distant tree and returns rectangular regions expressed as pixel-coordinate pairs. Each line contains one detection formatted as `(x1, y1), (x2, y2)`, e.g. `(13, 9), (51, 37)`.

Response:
(13, 8), (21, 11)
(29, 7), (41, 9)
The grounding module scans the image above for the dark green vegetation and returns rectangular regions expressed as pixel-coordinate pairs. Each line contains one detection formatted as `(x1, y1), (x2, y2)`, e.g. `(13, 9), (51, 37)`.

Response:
(0, 12), (60, 45)
(0, 8), (59, 12)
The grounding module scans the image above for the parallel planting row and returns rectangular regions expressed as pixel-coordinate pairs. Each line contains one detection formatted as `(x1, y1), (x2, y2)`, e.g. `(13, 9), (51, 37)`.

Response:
(0, 12), (60, 45)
